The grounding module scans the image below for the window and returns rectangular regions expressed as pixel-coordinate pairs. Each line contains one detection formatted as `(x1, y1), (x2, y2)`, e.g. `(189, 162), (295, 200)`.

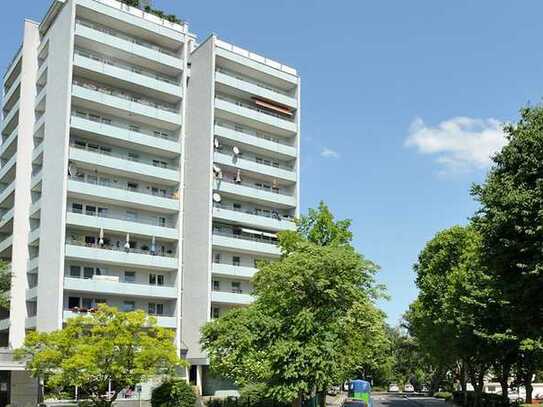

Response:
(233, 203), (241, 211)
(148, 303), (164, 315)
(87, 143), (99, 152)
(127, 183), (138, 192)
(129, 125), (140, 132)
(232, 281), (241, 294)
(126, 210), (138, 221)
(83, 267), (94, 279)
(70, 265), (81, 278)
(89, 113), (100, 122)
(101, 117), (111, 125)
(232, 256), (240, 266)
(100, 146), (111, 155)
(153, 160), (168, 168)
(214, 253), (221, 264)
(149, 274), (165, 286)
(211, 307), (220, 319)
(87, 174), (98, 184)
(99, 177), (111, 186)
(85, 236), (96, 245)
(122, 301), (135, 312)
(213, 280), (220, 291)
(82, 298), (93, 308)
(128, 152), (139, 162)
(68, 297), (80, 309)
(74, 140), (86, 149)
(72, 203), (83, 214)
(158, 216), (166, 227)
(124, 271), (136, 283)
(85, 205), (96, 216)
(98, 207), (108, 217)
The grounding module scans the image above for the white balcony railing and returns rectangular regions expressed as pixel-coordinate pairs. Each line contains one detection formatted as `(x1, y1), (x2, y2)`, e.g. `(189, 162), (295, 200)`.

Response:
(65, 238), (176, 258)
(216, 95), (295, 122)
(67, 207), (175, 229)
(68, 176), (177, 200)
(74, 48), (179, 86)
(72, 79), (178, 114)
(216, 67), (292, 97)
(215, 120), (294, 147)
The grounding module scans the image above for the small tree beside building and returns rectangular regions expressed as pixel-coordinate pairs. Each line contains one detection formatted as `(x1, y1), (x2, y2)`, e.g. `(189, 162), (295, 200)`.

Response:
(15, 305), (185, 407)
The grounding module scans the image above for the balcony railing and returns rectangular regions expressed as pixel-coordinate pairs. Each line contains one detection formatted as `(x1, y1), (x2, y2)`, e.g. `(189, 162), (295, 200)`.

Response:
(213, 203), (294, 223)
(71, 110), (178, 142)
(65, 238), (176, 258)
(74, 48), (179, 86)
(67, 207), (175, 228)
(3, 44), (22, 80)
(68, 176), (177, 200)
(212, 229), (278, 246)
(216, 67), (292, 97)
(215, 149), (294, 171)
(215, 120), (294, 147)
(218, 176), (293, 197)
(76, 19), (179, 58)
(216, 95), (295, 122)
(72, 79), (178, 113)
(70, 142), (174, 170)
(66, 274), (175, 288)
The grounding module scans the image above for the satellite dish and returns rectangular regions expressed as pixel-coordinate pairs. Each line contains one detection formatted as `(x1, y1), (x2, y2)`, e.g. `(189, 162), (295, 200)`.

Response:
(213, 193), (222, 203)
(232, 146), (240, 156)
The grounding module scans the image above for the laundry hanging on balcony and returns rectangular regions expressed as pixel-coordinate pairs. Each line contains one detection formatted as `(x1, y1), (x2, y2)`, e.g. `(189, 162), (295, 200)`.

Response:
(124, 233), (130, 250)
(99, 227), (104, 246)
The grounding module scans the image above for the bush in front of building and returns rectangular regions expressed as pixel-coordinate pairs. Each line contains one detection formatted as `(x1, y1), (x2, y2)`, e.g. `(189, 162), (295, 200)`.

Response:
(152, 379), (197, 407)
(433, 392), (452, 401)
(452, 391), (512, 407)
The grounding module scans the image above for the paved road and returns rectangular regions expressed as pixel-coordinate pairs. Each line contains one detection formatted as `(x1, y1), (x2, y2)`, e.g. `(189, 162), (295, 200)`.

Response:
(372, 393), (446, 407)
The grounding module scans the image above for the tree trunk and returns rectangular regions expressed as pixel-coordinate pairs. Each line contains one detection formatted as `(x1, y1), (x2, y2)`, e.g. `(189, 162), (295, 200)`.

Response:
(498, 361), (510, 405)
(318, 390), (326, 407)
(525, 381), (533, 404)
(292, 393), (302, 407)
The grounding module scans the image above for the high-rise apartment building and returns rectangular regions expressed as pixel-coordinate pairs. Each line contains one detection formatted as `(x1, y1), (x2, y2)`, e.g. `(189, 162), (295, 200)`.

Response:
(0, 0), (300, 403)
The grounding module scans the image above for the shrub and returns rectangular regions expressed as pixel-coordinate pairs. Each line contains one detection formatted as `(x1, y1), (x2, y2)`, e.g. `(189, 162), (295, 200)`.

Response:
(434, 392), (452, 401)
(152, 379), (197, 407)
(452, 391), (511, 407)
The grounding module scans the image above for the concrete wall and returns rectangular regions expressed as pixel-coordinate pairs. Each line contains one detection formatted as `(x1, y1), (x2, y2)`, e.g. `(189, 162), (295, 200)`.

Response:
(182, 36), (216, 361)
(8, 21), (40, 348)
(36, 0), (76, 332)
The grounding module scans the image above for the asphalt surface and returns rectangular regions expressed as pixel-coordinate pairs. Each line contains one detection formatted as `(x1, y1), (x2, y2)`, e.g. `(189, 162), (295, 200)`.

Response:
(372, 394), (446, 407)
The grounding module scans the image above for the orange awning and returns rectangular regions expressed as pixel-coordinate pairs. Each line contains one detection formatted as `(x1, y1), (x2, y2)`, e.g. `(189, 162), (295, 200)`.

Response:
(253, 98), (293, 116)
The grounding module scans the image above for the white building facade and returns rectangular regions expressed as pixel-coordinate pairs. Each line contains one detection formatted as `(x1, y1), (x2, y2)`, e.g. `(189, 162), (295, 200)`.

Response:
(0, 0), (300, 403)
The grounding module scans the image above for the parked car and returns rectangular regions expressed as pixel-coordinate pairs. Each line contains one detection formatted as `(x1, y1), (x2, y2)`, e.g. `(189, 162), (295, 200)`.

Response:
(388, 384), (399, 392)
(404, 384), (414, 392)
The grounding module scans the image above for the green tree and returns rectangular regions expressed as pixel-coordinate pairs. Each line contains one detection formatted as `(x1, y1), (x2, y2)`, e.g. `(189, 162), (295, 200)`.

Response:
(408, 226), (502, 405)
(15, 305), (184, 407)
(0, 260), (11, 310)
(201, 202), (386, 406)
(471, 105), (543, 403)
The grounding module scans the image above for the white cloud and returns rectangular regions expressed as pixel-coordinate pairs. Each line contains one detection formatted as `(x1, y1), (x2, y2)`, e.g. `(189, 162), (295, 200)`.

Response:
(320, 147), (340, 159)
(405, 116), (507, 173)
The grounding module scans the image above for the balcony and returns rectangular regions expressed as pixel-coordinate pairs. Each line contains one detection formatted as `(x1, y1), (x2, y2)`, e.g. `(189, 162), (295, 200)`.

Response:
(0, 235), (13, 257)
(215, 96), (297, 136)
(0, 181), (15, 209)
(1, 101), (19, 135)
(214, 178), (296, 208)
(216, 68), (297, 109)
(73, 49), (182, 99)
(70, 113), (180, 157)
(212, 205), (295, 232)
(27, 257), (39, 272)
(212, 230), (281, 257)
(65, 240), (178, 271)
(2, 77), (21, 112)
(66, 210), (178, 241)
(72, 81), (181, 128)
(215, 122), (296, 159)
(215, 40), (297, 84)
(214, 151), (296, 183)
(63, 310), (176, 328)
(74, 19), (183, 72)
(64, 276), (177, 300)
(67, 178), (179, 213)
(69, 144), (180, 185)
(0, 128), (18, 161)
(0, 155), (16, 185)
(212, 262), (257, 279)
(0, 209), (13, 232)
(3, 45), (22, 89)
(211, 290), (254, 306)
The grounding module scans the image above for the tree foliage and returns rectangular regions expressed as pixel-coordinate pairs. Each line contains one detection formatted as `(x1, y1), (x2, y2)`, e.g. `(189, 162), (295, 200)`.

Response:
(201, 202), (387, 404)
(15, 305), (185, 407)
(471, 105), (543, 403)
(151, 379), (196, 407)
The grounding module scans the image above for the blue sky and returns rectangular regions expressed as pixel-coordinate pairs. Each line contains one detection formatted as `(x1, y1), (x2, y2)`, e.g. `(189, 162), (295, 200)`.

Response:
(3, 1), (543, 324)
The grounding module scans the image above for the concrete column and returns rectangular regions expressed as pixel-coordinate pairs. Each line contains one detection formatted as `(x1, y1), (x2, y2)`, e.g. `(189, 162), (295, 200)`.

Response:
(10, 371), (38, 407)
(8, 21), (40, 348)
